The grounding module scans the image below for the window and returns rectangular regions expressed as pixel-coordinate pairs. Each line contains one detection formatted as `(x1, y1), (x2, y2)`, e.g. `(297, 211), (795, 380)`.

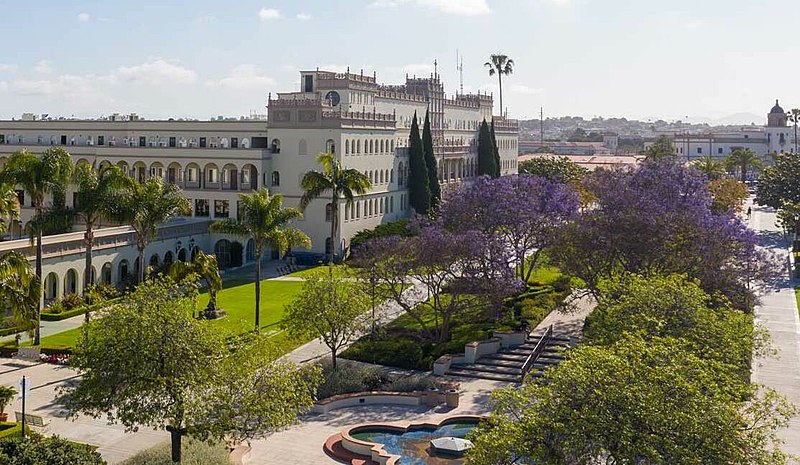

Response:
(195, 199), (209, 217)
(61, 135), (67, 145)
(139, 136), (146, 147)
(271, 139), (281, 153)
(97, 135), (105, 146)
(271, 171), (280, 186)
(169, 137), (176, 148)
(345, 140), (350, 155)
(187, 167), (197, 182)
(696, 147), (702, 154)
(718, 147), (723, 154)
(298, 139), (308, 155)
(325, 203), (333, 222)
(214, 200), (230, 218)
(199, 137), (207, 148)
(231, 137), (238, 149)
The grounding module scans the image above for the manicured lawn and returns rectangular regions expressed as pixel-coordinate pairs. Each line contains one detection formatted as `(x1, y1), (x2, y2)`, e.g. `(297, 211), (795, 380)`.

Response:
(34, 278), (305, 350)
(287, 264), (350, 278)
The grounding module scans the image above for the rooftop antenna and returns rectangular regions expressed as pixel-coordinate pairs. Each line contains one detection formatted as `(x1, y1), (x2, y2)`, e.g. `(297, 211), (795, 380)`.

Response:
(456, 50), (464, 95)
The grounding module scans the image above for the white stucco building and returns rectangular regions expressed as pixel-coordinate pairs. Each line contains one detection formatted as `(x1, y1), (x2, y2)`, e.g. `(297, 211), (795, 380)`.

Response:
(0, 68), (519, 301)
(644, 100), (797, 160)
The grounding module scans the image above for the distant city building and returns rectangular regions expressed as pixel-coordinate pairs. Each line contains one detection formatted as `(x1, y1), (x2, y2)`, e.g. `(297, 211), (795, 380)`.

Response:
(0, 68), (518, 302)
(519, 153), (642, 171)
(644, 100), (794, 160)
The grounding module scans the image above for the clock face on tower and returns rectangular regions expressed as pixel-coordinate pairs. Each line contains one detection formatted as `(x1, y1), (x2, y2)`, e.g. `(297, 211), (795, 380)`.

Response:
(325, 90), (341, 107)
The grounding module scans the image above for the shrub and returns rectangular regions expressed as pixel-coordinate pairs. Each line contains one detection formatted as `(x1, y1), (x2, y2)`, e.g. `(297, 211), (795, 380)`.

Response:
(0, 436), (104, 465)
(60, 293), (83, 311)
(385, 375), (436, 392)
(350, 219), (412, 250)
(45, 301), (64, 314)
(316, 359), (389, 399)
(121, 439), (229, 465)
(86, 284), (119, 303)
(342, 338), (425, 370)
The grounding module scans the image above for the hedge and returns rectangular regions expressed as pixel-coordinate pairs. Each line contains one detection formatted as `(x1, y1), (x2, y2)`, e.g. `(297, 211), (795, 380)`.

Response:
(0, 327), (21, 337)
(41, 297), (122, 322)
(0, 422), (29, 440)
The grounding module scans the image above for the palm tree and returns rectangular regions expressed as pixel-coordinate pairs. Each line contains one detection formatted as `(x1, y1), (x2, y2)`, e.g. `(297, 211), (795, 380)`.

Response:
(168, 251), (222, 318)
(120, 178), (191, 284)
(73, 163), (135, 315)
(0, 184), (20, 239)
(788, 108), (800, 154)
(210, 189), (310, 332)
(484, 54), (514, 117)
(1, 147), (73, 345)
(0, 251), (40, 339)
(692, 156), (726, 180)
(725, 148), (763, 182)
(300, 152), (370, 263)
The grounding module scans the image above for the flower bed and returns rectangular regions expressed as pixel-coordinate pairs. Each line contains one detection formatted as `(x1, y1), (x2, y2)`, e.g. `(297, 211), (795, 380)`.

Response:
(39, 353), (70, 365)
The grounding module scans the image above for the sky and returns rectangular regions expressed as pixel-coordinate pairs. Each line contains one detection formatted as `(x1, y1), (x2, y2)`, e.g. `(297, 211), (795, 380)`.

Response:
(1, 0), (799, 124)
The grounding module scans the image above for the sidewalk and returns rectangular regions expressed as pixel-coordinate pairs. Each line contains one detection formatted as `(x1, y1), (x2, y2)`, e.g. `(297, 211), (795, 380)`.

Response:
(749, 200), (800, 459)
(0, 314), (85, 344)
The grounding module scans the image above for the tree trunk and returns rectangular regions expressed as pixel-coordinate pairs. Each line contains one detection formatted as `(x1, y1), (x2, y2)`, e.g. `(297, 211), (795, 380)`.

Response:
(331, 346), (337, 370)
(167, 426), (182, 463)
(329, 191), (337, 264)
(741, 165), (746, 183)
(34, 231), (42, 346)
(497, 73), (503, 117)
(33, 200), (43, 346)
(254, 247), (261, 332)
(137, 240), (146, 284)
(84, 225), (94, 323)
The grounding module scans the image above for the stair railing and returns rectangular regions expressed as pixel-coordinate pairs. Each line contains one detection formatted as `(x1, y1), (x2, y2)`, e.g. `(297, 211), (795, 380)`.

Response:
(520, 324), (554, 377)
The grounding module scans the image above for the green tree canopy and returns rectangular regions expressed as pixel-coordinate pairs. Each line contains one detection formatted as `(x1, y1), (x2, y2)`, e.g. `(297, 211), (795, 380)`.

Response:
(477, 120), (497, 176)
(643, 135), (676, 161)
(282, 268), (370, 368)
(168, 250), (222, 317)
(726, 147), (763, 182)
(62, 277), (320, 463)
(756, 151), (800, 210)
(692, 155), (727, 180)
(407, 112), (431, 215)
(422, 111), (441, 209)
(468, 337), (795, 465)
(484, 54), (514, 117)
(518, 156), (588, 185)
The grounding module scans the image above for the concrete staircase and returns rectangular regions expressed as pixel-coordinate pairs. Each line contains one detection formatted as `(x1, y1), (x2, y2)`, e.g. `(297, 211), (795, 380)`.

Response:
(445, 333), (571, 382)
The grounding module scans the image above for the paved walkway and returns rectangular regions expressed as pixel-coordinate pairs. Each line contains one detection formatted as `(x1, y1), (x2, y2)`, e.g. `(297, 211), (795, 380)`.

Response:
(749, 199), (800, 460)
(0, 359), (166, 464)
(0, 314), (85, 344)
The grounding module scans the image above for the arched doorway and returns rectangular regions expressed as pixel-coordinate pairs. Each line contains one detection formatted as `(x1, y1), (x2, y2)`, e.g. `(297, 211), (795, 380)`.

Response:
(101, 262), (112, 285)
(164, 251), (174, 267)
(44, 272), (58, 304)
(246, 239), (255, 263)
(64, 269), (78, 295)
(214, 239), (232, 269)
(178, 248), (187, 262)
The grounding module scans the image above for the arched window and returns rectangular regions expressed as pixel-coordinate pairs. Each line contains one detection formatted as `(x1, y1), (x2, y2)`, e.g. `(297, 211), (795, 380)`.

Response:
(298, 139), (308, 156)
(390, 169), (394, 183)
(325, 203), (333, 222)
(368, 199), (373, 216)
(345, 140), (350, 155)
(271, 171), (280, 186)
(390, 140), (395, 152)
(369, 140), (373, 154)
(356, 201), (361, 218)
(326, 139), (336, 155)
(398, 162), (404, 186)
(270, 138), (281, 153)
(357, 140), (361, 154)
(380, 140), (384, 153)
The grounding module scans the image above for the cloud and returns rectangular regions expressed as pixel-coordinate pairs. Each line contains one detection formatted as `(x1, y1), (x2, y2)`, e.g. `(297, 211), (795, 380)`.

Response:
(115, 59), (197, 86)
(296, 12), (312, 20)
(77, 12), (91, 22)
(1, 73), (115, 98)
(370, 0), (491, 16)
(0, 64), (17, 73)
(206, 64), (275, 90)
(34, 60), (53, 74)
(258, 8), (281, 21)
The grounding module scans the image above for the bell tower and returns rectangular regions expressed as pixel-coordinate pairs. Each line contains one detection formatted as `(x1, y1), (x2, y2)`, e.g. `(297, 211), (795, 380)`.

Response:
(767, 99), (787, 127)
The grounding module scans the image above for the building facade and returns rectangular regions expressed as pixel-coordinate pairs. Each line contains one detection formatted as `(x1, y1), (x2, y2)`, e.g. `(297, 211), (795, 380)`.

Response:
(644, 100), (796, 161)
(0, 68), (519, 297)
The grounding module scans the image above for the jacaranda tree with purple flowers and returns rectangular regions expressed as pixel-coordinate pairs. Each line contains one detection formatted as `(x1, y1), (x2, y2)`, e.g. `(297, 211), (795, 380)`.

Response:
(551, 159), (776, 310)
(439, 175), (580, 282)
(353, 222), (520, 343)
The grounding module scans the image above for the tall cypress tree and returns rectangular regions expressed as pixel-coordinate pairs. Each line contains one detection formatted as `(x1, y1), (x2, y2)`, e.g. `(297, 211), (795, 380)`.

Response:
(490, 120), (501, 177)
(422, 111), (441, 209)
(477, 120), (496, 176)
(408, 112), (431, 214)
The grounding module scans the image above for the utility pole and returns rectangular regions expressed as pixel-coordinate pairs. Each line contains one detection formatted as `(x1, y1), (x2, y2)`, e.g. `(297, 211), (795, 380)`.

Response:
(540, 107), (544, 143)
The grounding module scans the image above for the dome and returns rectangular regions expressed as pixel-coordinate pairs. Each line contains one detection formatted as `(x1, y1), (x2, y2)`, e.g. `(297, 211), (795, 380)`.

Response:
(770, 99), (785, 114)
